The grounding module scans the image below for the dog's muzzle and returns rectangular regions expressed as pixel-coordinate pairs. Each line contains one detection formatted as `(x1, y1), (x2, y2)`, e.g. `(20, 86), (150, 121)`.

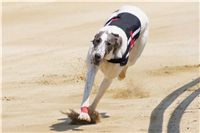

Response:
(93, 53), (102, 65)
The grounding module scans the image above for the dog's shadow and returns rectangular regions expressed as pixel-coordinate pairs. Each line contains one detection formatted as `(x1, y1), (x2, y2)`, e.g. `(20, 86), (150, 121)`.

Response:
(50, 112), (109, 131)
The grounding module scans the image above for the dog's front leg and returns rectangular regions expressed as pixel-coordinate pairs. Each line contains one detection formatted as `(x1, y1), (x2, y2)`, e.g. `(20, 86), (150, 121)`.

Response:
(78, 64), (98, 121)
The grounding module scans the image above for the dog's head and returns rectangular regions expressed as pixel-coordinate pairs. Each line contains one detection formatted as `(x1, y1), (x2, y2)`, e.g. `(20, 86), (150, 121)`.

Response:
(91, 31), (122, 65)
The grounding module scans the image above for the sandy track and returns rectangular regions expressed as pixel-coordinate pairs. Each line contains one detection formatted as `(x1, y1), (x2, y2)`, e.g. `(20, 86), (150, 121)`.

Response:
(2, 2), (199, 133)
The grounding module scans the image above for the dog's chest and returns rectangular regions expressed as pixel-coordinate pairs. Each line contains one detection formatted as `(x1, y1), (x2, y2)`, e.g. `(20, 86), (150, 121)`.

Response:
(99, 60), (123, 79)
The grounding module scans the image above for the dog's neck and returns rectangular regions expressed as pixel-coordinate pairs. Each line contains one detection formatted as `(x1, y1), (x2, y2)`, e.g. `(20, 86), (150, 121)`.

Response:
(99, 25), (128, 59)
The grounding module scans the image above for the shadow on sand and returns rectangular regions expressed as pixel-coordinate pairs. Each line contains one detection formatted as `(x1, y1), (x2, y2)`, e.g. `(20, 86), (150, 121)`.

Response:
(148, 77), (200, 133)
(50, 112), (110, 131)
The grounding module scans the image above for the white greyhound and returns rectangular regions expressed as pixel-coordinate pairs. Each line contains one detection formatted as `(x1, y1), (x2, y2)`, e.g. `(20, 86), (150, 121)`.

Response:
(78, 5), (149, 121)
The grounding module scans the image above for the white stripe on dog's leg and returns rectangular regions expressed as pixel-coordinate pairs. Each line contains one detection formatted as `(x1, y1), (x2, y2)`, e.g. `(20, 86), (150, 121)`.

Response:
(90, 78), (112, 111)
(81, 64), (98, 107)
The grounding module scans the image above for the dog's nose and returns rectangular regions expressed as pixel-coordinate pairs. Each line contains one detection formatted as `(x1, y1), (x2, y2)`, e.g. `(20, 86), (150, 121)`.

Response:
(94, 53), (101, 60)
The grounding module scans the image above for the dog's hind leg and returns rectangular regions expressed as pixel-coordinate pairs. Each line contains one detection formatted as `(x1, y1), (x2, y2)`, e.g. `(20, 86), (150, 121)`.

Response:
(89, 78), (113, 111)
(118, 66), (128, 80)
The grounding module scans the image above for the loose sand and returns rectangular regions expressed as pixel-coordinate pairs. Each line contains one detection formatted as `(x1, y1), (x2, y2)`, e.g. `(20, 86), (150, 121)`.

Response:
(2, 2), (199, 133)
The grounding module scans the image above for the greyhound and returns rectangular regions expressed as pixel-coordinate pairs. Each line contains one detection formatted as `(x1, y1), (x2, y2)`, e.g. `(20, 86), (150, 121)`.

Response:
(78, 5), (149, 121)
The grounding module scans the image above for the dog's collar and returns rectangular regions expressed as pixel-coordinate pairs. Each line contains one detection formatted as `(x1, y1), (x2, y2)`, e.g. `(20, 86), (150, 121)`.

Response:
(107, 57), (129, 66)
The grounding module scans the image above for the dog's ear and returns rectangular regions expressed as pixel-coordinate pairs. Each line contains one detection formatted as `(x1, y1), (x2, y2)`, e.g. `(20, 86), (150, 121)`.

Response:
(92, 31), (103, 47)
(111, 33), (122, 54)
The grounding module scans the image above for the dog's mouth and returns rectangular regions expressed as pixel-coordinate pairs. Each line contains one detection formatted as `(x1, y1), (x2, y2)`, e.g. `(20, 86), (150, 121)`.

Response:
(93, 58), (102, 66)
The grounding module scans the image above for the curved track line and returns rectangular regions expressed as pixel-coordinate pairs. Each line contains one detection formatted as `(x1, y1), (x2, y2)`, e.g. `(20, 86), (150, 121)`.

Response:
(167, 88), (200, 133)
(148, 77), (200, 133)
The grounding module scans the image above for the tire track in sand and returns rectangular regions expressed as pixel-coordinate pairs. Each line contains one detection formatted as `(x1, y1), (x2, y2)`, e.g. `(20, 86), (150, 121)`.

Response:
(148, 77), (200, 133)
(167, 88), (200, 133)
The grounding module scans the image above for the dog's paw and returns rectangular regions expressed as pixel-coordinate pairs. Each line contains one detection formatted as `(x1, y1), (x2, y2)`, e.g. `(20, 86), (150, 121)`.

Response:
(78, 112), (91, 122)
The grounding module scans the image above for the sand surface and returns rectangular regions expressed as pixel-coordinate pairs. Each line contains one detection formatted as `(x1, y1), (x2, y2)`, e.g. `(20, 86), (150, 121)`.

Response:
(2, 2), (199, 133)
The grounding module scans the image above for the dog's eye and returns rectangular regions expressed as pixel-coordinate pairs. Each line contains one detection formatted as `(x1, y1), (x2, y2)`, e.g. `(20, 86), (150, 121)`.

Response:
(96, 39), (101, 43)
(107, 42), (111, 46)
(92, 38), (101, 46)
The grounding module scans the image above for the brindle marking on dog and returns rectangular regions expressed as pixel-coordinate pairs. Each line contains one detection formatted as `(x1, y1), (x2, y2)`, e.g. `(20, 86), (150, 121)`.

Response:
(107, 33), (122, 55)
(92, 31), (103, 48)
